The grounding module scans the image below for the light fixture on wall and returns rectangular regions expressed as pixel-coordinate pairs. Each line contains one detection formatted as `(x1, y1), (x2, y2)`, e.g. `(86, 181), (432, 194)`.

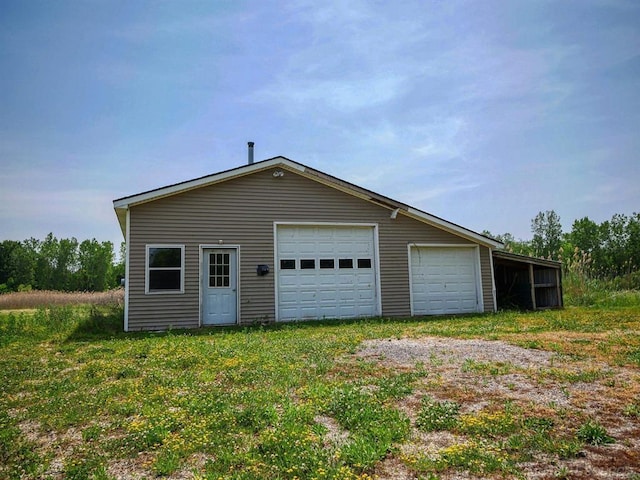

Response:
(273, 170), (284, 178)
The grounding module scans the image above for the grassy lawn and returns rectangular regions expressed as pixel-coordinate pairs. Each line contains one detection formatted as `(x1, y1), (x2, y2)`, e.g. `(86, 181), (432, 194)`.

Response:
(1, 304), (639, 479)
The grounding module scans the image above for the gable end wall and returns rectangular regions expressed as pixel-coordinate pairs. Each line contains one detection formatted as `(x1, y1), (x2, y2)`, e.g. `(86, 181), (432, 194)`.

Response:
(127, 167), (494, 330)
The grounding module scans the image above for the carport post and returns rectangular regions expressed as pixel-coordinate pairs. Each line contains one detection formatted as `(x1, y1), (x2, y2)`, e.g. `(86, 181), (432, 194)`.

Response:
(529, 264), (537, 310)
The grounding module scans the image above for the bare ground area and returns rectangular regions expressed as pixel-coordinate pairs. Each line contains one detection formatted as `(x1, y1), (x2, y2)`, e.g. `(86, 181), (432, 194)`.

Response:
(356, 337), (640, 480)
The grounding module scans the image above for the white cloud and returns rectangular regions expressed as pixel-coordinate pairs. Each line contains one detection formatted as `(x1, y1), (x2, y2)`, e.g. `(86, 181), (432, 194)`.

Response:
(254, 75), (406, 113)
(249, 0), (432, 114)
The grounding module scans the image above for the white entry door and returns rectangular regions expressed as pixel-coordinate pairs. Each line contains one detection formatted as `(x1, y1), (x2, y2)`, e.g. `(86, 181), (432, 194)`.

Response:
(202, 248), (237, 325)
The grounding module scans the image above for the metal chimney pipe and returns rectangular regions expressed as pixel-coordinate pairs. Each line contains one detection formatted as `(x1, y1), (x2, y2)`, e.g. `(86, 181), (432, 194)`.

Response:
(248, 141), (254, 165)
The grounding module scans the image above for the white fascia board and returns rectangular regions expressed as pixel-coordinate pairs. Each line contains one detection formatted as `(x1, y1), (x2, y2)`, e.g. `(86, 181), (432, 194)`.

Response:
(405, 207), (503, 248)
(113, 157), (299, 209)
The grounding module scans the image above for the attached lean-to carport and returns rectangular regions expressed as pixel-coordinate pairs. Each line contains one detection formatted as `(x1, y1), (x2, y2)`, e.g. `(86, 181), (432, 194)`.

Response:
(492, 250), (563, 310)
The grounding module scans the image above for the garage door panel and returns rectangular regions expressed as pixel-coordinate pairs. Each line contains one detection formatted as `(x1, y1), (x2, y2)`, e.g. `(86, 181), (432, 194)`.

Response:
(411, 246), (480, 315)
(279, 275), (298, 287)
(338, 274), (356, 285)
(319, 275), (338, 286)
(356, 271), (374, 281)
(299, 276), (319, 287)
(357, 291), (374, 302)
(338, 288), (355, 300)
(298, 244), (317, 255)
(318, 290), (338, 302)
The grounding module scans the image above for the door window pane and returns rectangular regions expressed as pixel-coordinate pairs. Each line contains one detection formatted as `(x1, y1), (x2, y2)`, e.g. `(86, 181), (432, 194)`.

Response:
(209, 252), (231, 288)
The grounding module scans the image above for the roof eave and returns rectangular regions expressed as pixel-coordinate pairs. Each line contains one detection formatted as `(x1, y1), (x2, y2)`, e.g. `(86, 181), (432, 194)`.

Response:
(292, 164), (502, 249)
(405, 207), (503, 248)
(493, 250), (561, 267)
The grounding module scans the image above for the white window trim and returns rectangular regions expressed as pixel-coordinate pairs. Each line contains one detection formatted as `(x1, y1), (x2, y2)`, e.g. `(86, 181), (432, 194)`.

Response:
(407, 243), (484, 316)
(145, 244), (185, 294)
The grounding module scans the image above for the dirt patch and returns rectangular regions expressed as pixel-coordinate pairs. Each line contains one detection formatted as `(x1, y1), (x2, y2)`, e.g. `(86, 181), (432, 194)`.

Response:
(358, 337), (559, 369)
(356, 337), (640, 480)
(315, 414), (350, 449)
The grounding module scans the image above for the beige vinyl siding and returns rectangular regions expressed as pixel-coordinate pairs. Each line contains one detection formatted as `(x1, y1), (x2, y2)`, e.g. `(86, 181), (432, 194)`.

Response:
(479, 247), (494, 312)
(127, 166), (495, 329)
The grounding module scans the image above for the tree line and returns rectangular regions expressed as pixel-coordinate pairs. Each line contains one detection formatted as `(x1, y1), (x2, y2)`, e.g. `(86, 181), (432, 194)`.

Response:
(486, 210), (640, 289)
(1, 211), (638, 294)
(0, 233), (125, 293)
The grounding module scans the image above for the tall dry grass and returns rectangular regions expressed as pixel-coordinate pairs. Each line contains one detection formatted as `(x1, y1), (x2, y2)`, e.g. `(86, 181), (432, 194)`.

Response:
(0, 288), (124, 310)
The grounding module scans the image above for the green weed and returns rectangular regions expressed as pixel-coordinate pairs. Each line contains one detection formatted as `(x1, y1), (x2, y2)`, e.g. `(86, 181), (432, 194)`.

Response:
(409, 440), (515, 475)
(461, 359), (514, 376)
(0, 410), (43, 479)
(327, 384), (410, 468)
(576, 420), (614, 446)
(375, 371), (417, 400)
(623, 400), (640, 418)
(415, 396), (460, 432)
(540, 367), (611, 383)
(457, 409), (517, 438)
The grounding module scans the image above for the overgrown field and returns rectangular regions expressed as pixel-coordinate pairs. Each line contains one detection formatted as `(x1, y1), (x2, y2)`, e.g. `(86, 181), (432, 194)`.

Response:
(0, 288), (124, 310)
(1, 305), (639, 479)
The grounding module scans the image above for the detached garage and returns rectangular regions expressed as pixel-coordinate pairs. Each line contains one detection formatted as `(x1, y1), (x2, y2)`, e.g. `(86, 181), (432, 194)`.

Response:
(113, 155), (504, 331)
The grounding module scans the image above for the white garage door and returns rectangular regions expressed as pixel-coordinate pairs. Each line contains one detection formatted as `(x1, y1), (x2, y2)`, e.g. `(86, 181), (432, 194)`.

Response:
(276, 225), (378, 321)
(410, 246), (481, 315)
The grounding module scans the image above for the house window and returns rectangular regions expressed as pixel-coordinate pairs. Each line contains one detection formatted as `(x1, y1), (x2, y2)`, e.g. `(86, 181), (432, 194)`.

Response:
(146, 245), (184, 293)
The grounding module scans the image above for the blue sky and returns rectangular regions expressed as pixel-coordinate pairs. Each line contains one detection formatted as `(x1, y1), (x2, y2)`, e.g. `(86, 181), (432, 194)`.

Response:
(1, 0), (638, 249)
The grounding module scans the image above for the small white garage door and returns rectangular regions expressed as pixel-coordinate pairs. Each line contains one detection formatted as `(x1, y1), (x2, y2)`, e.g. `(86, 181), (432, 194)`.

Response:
(410, 246), (481, 315)
(276, 225), (378, 321)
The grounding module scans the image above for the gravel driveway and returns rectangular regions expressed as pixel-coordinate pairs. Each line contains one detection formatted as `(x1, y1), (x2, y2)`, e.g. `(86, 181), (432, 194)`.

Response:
(355, 336), (640, 480)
